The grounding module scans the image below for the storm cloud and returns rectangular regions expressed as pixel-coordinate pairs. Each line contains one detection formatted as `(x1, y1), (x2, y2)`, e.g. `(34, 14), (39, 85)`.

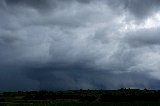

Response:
(1, 0), (160, 91)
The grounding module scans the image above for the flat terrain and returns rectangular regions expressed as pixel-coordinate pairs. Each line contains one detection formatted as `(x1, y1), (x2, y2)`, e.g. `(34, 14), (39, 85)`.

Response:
(0, 89), (160, 106)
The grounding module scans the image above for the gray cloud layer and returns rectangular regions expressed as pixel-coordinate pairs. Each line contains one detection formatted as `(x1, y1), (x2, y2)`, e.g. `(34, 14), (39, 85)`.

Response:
(0, 0), (160, 91)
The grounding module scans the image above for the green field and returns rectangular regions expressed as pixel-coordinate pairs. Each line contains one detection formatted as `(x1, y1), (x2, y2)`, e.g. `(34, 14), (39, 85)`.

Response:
(0, 89), (160, 106)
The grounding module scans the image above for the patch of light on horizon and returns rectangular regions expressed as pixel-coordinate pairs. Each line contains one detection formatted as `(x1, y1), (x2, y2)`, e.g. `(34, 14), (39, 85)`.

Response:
(119, 12), (160, 32)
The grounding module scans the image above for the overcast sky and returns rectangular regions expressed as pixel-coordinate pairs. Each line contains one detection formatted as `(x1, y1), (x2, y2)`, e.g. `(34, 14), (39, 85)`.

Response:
(1, 0), (160, 91)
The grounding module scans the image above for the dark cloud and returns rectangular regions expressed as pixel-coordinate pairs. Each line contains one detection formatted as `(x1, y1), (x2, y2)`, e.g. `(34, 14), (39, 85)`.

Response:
(124, 0), (160, 18)
(0, 0), (160, 91)
(4, 0), (91, 11)
(125, 28), (160, 47)
(107, 0), (160, 19)
(6, 0), (50, 7)
(23, 64), (160, 90)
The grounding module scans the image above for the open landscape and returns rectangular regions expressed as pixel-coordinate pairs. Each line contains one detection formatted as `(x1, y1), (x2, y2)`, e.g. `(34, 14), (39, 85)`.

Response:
(1, 89), (160, 106)
(1, 0), (160, 106)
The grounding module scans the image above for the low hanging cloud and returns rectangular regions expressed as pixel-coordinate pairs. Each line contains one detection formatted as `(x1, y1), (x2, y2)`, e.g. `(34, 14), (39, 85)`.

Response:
(0, 0), (160, 91)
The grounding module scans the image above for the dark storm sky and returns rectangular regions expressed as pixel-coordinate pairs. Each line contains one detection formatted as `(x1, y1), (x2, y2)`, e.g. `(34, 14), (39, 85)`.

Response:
(1, 0), (160, 91)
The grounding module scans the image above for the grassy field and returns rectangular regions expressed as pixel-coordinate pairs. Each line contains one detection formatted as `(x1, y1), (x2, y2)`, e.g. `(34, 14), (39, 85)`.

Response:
(1, 101), (160, 106)
(1, 89), (160, 106)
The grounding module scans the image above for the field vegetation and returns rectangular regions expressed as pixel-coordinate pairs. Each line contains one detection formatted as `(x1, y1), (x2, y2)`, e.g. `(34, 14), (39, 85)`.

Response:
(0, 88), (160, 106)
